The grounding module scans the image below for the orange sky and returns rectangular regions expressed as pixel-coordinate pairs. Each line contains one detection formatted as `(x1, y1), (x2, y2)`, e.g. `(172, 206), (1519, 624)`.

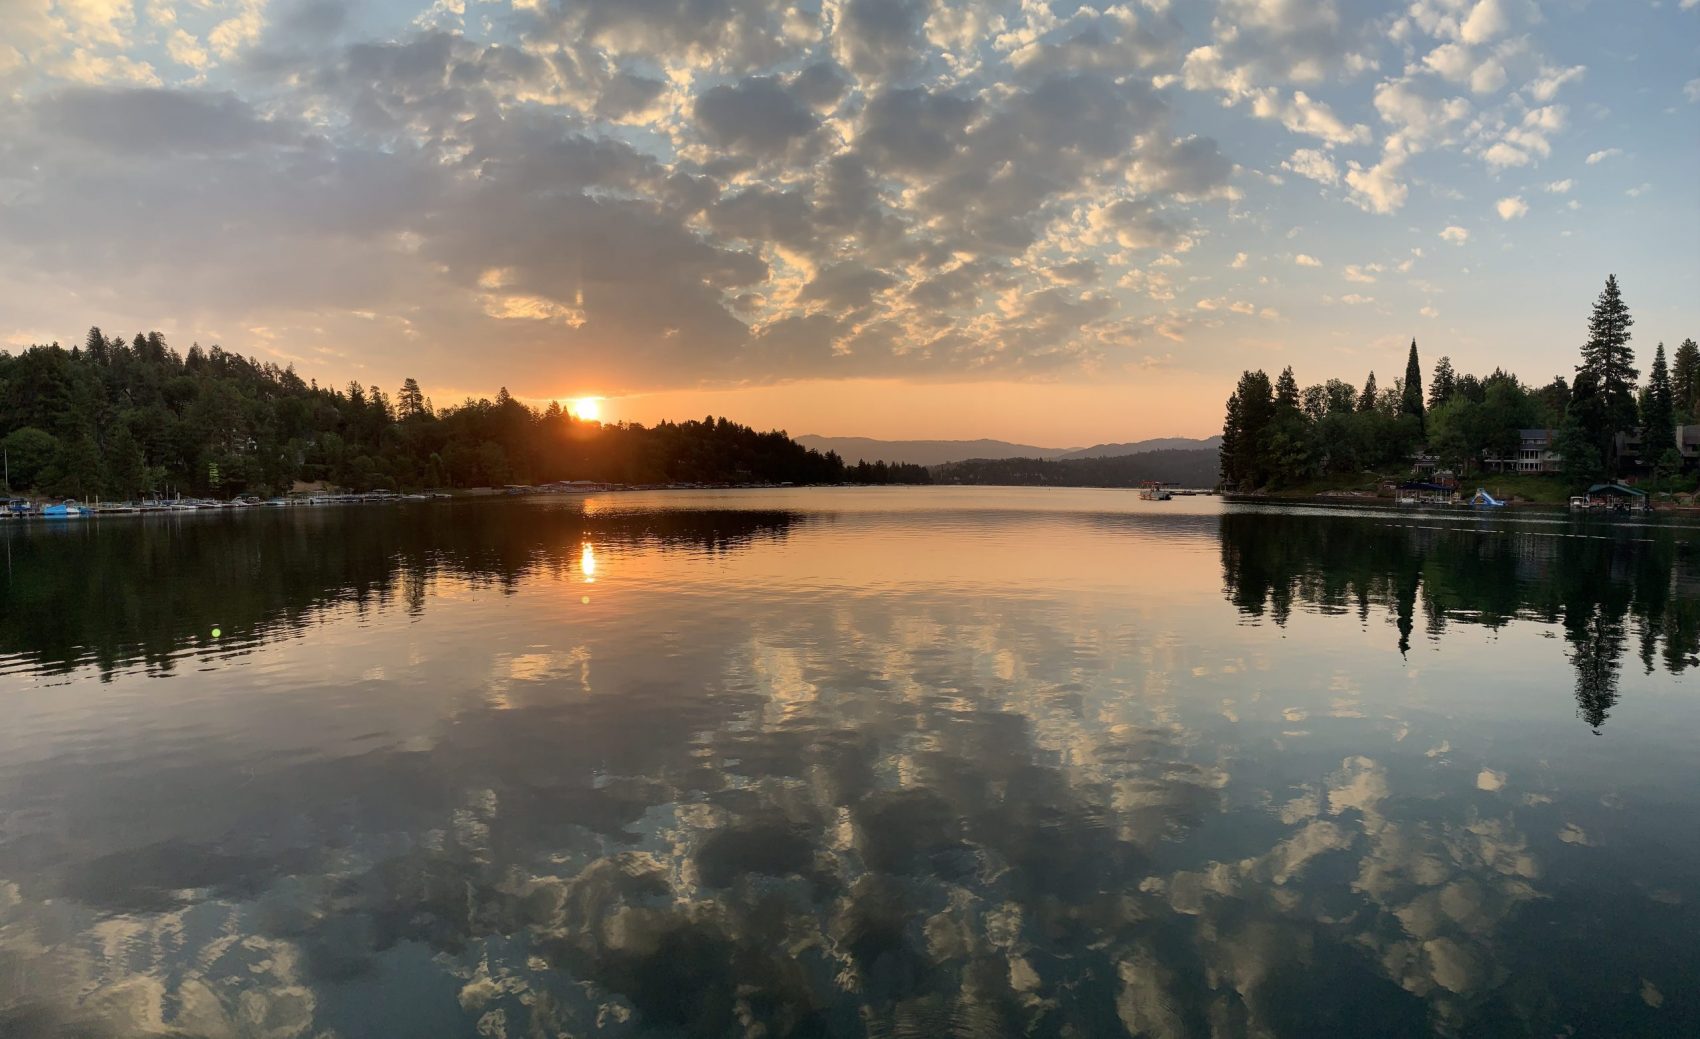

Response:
(526, 375), (1226, 447)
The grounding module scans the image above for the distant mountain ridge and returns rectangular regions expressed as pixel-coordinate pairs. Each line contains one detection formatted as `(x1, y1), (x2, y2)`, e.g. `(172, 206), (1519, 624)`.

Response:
(797, 434), (1220, 467)
(1059, 436), (1222, 460)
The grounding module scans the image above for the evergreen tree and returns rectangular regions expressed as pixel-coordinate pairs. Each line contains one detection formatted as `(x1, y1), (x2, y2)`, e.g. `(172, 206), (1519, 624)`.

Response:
(1220, 370), (1274, 489)
(84, 326), (109, 365)
(1274, 366), (1300, 414)
(1642, 342), (1675, 461)
(1358, 371), (1378, 413)
(397, 377), (427, 419)
(1673, 337), (1699, 425)
(1429, 356), (1456, 409)
(1401, 339), (1425, 428)
(1576, 274), (1638, 472)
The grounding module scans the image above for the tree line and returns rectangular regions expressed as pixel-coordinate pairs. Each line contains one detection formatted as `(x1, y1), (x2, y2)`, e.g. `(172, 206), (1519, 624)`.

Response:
(0, 329), (930, 498)
(932, 448), (1218, 488)
(1219, 275), (1697, 490)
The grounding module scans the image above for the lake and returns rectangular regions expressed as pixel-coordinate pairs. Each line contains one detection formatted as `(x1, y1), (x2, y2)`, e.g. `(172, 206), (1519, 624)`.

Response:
(1, 488), (1697, 1037)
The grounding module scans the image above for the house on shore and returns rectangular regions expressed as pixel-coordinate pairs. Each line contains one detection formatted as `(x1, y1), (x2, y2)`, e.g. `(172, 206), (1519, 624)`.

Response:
(1484, 429), (1563, 475)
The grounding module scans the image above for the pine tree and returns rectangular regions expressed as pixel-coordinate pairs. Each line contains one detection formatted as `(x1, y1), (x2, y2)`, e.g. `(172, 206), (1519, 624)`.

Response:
(1358, 371), (1378, 413)
(1577, 274), (1638, 471)
(1673, 337), (1699, 424)
(1220, 370), (1274, 489)
(1643, 342), (1675, 461)
(84, 326), (109, 366)
(1275, 366), (1300, 413)
(1429, 356), (1457, 409)
(397, 378), (426, 419)
(1401, 339), (1424, 427)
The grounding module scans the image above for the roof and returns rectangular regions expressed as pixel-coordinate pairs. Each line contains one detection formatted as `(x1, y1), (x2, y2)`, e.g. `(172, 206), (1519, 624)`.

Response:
(1587, 483), (1647, 497)
(1518, 428), (1554, 438)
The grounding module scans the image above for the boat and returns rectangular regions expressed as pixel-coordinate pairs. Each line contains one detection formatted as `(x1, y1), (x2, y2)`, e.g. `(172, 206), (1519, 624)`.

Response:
(41, 500), (89, 519)
(5, 498), (32, 516)
(1469, 488), (1506, 508)
(1138, 481), (1173, 502)
(1568, 496), (1591, 510)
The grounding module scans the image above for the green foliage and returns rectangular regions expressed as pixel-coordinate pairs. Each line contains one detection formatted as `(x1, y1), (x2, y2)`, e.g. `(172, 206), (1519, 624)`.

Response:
(1428, 355), (1456, 409)
(1576, 274), (1639, 473)
(0, 328), (912, 497)
(1401, 339), (1425, 427)
(1642, 341), (1675, 460)
(935, 449), (1217, 488)
(1673, 338), (1699, 424)
(2, 427), (60, 491)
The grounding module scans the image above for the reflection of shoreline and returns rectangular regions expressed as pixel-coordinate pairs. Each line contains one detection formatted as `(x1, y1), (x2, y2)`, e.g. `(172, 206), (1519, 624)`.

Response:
(1218, 512), (1699, 730)
(0, 504), (801, 679)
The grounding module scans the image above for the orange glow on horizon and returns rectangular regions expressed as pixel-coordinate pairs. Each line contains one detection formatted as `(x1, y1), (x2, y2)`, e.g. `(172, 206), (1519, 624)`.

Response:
(567, 397), (603, 422)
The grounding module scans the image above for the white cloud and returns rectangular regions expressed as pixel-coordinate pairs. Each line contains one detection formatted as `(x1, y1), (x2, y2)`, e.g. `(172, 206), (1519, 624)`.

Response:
(1422, 43), (1505, 95)
(1495, 196), (1528, 220)
(1340, 293), (1374, 305)
(1230, 251), (1248, 268)
(1343, 264), (1378, 283)
(1345, 147), (1411, 214)
(166, 29), (209, 71)
(1440, 225), (1470, 244)
(1626, 183), (1651, 198)
(1686, 78), (1700, 104)
(1585, 148), (1622, 164)
(1482, 141), (1530, 168)
(1527, 64), (1585, 102)
(1282, 147), (1339, 185)
(1420, 304), (1438, 318)
(1459, 0), (1510, 45)
(1294, 253), (1322, 267)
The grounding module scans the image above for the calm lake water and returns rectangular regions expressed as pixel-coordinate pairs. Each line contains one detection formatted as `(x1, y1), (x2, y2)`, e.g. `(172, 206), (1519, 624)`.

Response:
(1, 489), (1697, 1038)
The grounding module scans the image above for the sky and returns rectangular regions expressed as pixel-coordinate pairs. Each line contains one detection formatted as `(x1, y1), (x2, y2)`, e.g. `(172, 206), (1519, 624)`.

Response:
(1, 0), (1696, 445)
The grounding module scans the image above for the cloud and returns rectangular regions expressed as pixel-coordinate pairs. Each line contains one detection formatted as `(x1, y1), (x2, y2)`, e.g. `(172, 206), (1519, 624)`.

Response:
(1527, 64), (1585, 102)
(1440, 225), (1470, 244)
(1294, 254), (1322, 267)
(1230, 251), (1248, 269)
(694, 76), (819, 154)
(1495, 196), (1528, 220)
(1544, 179), (1573, 193)
(1343, 264), (1378, 283)
(1686, 78), (1700, 104)
(32, 86), (295, 155)
(1283, 148), (1339, 185)
(1459, 0), (1510, 45)
(1585, 148), (1621, 164)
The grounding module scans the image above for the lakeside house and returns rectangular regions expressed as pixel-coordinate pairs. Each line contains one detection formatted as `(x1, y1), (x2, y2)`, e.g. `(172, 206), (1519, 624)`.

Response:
(1414, 423), (1700, 479)
(1484, 428), (1564, 475)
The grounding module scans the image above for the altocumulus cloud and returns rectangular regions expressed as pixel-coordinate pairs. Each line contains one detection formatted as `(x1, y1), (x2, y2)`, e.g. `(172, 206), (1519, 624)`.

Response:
(0, 0), (1660, 393)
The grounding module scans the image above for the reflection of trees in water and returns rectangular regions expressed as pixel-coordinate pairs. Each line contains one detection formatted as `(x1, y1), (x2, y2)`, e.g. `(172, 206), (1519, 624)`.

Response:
(1219, 513), (1700, 729)
(0, 504), (798, 678)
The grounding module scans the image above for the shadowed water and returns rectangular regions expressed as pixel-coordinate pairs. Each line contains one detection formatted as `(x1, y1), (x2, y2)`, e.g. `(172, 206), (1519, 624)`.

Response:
(1, 489), (1696, 1037)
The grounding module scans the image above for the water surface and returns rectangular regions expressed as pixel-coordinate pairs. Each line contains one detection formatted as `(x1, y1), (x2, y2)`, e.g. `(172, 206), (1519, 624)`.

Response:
(2, 489), (1697, 1037)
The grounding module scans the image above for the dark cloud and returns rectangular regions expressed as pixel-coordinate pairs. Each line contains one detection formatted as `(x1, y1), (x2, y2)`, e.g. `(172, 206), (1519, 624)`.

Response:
(0, 0), (1241, 389)
(33, 87), (295, 155)
(799, 262), (898, 310)
(834, 0), (931, 83)
(694, 75), (819, 154)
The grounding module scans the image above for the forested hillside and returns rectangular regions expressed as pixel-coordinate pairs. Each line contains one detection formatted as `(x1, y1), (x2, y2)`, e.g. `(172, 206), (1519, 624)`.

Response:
(0, 328), (925, 497)
(932, 449), (1218, 488)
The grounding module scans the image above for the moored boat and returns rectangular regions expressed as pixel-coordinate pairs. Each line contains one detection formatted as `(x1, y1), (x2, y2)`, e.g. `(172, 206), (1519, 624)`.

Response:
(41, 500), (88, 519)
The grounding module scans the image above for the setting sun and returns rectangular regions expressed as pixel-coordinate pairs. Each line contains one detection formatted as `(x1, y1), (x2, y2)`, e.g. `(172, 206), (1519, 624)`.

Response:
(567, 397), (602, 422)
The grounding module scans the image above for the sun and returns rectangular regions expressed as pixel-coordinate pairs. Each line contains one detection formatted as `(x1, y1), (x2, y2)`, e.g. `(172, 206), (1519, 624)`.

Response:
(567, 397), (602, 422)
